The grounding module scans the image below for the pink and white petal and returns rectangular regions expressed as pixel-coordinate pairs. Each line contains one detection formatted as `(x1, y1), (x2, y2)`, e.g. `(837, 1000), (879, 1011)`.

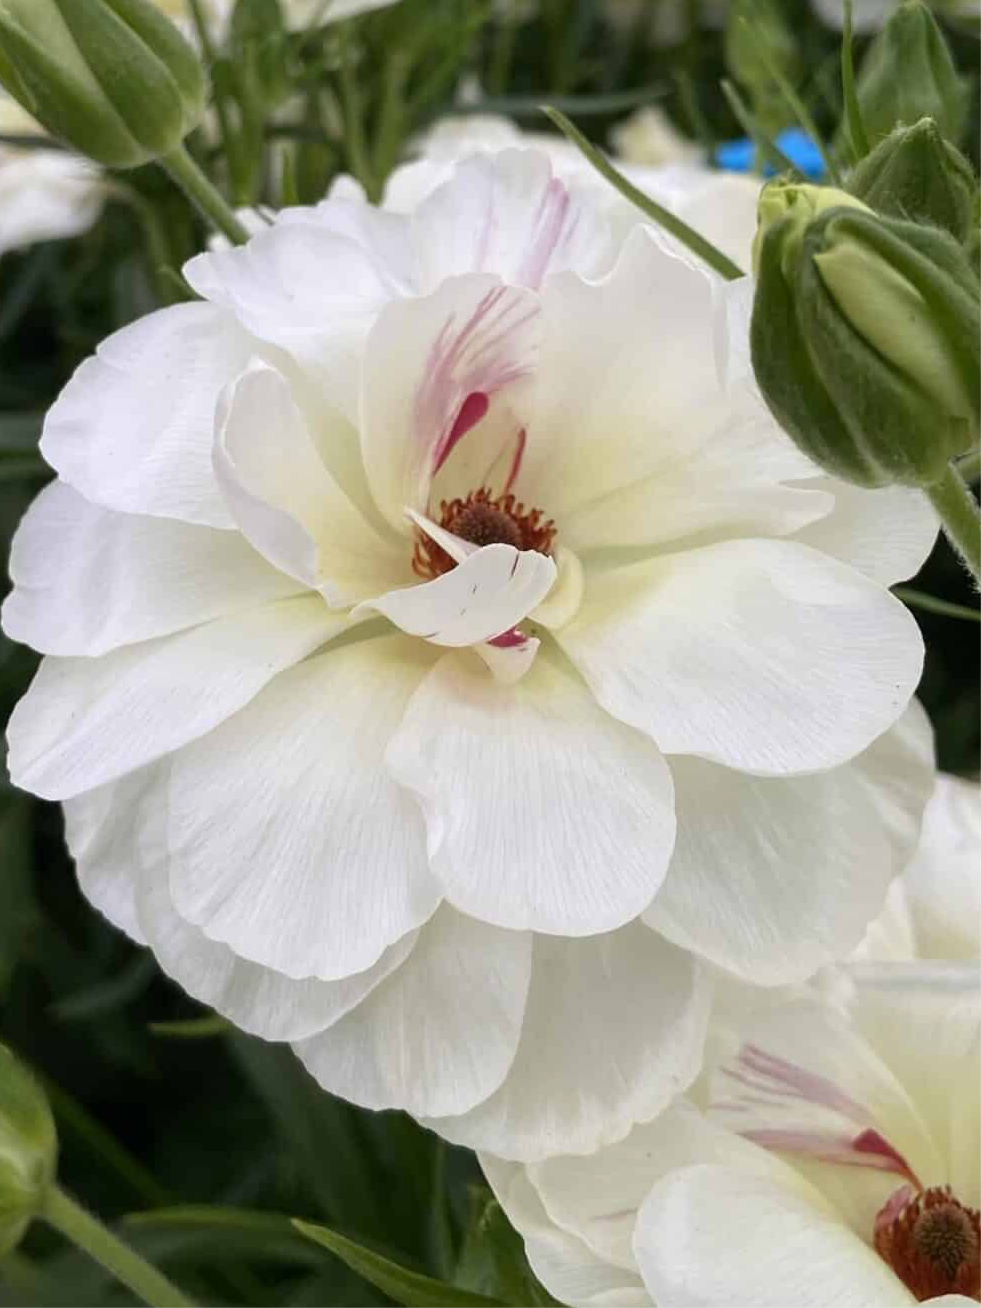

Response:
(518, 228), (719, 518)
(40, 303), (254, 529)
(6, 595), (344, 802)
(645, 702), (935, 985)
(410, 150), (614, 293)
(2, 480), (300, 656)
(904, 774), (981, 960)
(386, 649), (675, 935)
(215, 361), (408, 604)
(793, 478), (939, 587)
(166, 635), (440, 983)
(559, 387), (830, 555)
(356, 543), (555, 649)
(185, 222), (410, 426)
(360, 274), (540, 532)
(559, 539), (923, 776)
(423, 924), (711, 1162)
(481, 1156), (650, 1308)
(294, 906), (532, 1118)
(635, 1164), (915, 1307)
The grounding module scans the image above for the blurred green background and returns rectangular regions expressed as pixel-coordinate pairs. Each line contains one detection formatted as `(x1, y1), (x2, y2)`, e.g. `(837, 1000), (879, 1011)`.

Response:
(0, 1), (978, 1304)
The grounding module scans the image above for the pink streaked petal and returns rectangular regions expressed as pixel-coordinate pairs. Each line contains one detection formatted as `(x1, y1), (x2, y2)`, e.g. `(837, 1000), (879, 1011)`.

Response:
(728, 1044), (872, 1128)
(516, 177), (577, 290)
(361, 275), (540, 533)
(488, 627), (528, 649)
(740, 1129), (923, 1188)
(476, 633), (541, 685)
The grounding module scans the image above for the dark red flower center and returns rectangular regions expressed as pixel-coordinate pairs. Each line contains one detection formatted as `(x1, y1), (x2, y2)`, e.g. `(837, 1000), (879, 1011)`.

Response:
(413, 487), (556, 580)
(875, 1185), (980, 1302)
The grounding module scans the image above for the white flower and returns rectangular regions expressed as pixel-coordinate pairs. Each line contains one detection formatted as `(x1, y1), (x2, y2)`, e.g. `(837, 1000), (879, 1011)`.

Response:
(4, 149), (936, 1160)
(857, 773), (980, 963)
(486, 960), (981, 1305)
(609, 106), (702, 169)
(0, 92), (106, 257)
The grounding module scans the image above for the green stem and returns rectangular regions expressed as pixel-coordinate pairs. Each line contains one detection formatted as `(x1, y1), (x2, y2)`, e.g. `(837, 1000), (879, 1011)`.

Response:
(926, 463), (981, 586)
(41, 1186), (196, 1308)
(956, 446), (981, 483)
(542, 107), (746, 281)
(893, 586), (980, 623)
(159, 144), (250, 245)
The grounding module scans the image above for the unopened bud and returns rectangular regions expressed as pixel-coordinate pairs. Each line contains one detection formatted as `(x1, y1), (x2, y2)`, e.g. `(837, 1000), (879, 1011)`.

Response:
(0, 0), (206, 168)
(0, 1045), (57, 1256)
(848, 118), (977, 242)
(752, 198), (980, 488)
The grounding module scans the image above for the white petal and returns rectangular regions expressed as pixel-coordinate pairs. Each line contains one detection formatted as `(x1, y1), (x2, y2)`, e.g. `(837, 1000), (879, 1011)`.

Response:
(0, 150), (105, 254)
(410, 149), (614, 293)
(214, 361), (408, 604)
(635, 1164), (914, 1307)
(531, 545), (583, 630)
(904, 774), (981, 960)
(559, 539), (923, 776)
(2, 480), (299, 656)
(356, 544), (555, 648)
(7, 595), (343, 801)
(423, 923), (710, 1162)
(386, 649), (675, 935)
(793, 478), (939, 586)
(62, 772), (151, 945)
(360, 274), (540, 531)
(294, 906), (531, 1117)
(166, 634), (440, 982)
(40, 302), (255, 528)
(645, 702), (935, 984)
(481, 1156), (650, 1308)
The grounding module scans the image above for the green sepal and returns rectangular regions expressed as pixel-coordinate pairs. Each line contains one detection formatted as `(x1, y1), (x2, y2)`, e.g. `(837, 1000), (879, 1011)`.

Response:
(848, 118), (977, 241)
(0, 1045), (57, 1257)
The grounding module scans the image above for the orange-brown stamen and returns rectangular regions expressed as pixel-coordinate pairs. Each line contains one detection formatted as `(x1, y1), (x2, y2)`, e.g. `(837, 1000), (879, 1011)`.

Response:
(875, 1185), (980, 1302)
(413, 487), (556, 580)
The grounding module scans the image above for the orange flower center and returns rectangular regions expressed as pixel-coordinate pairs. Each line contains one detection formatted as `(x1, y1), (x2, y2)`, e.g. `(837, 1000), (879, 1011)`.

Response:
(413, 488), (556, 580)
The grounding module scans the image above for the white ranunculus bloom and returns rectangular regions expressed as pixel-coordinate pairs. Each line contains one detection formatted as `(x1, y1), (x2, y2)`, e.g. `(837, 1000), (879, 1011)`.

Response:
(856, 774), (980, 963)
(609, 106), (702, 169)
(4, 149), (937, 1160)
(0, 93), (106, 257)
(486, 961), (981, 1306)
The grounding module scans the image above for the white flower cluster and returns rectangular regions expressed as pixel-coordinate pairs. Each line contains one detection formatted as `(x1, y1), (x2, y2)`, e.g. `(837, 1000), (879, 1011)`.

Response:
(4, 103), (977, 1307)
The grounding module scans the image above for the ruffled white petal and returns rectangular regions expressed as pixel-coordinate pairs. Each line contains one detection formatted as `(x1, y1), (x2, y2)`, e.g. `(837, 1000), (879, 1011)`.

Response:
(904, 774), (981, 960)
(166, 634), (440, 982)
(294, 906), (532, 1117)
(40, 302), (254, 528)
(214, 360), (408, 603)
(423, 924), (710, 1162)
(645, 702), (935, 984)
(385, 650), (675, 935)
(2, 480), (300, 656)
(7, 595), (343, 800)
(559, 539), (923, 776)
(635, 1164), (915, 1307)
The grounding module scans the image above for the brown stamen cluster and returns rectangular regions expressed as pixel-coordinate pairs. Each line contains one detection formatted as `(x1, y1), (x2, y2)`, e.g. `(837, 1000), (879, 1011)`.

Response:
(413, 487), (556, 580)
(875, 1186), (980, 1302)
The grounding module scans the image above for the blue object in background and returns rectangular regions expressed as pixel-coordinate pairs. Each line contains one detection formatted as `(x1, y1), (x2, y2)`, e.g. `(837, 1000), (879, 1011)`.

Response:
(715, 127), (826, 179)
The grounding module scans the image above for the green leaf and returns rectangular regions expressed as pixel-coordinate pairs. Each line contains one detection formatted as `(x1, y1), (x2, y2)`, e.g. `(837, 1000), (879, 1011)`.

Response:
(456, 1188), (564, 1308)
(294, 1219), (506, 1307)
(894, 585), (981, 622)
(147, 1014), (232, 1038)
(124, 1206), (326, 1268)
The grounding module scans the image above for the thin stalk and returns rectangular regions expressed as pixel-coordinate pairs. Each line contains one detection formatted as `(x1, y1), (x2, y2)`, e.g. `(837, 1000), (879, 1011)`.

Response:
(926, 463), (981, 586)
(159, 145), (250, 245)
(841, 0), (870, 160)
(893, 587), (980, 623)
(543, 107), (745, 281)
(721, 78), (800, 177)
(41, 1186), (195, 1308)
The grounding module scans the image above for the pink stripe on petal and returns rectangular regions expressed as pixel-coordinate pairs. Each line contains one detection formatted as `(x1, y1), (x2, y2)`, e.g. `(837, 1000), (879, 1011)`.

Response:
(488, 627), (528, 648)
(436, 391), (490, 474)
(517, 178), (577, 290)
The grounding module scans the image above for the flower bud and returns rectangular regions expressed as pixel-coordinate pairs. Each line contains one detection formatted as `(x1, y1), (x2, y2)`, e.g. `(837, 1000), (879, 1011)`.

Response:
(848, 118), (977, 242)
(751, 181), (870, 277)
(852, 0), (970, 148)
(0, 0), (206, 168)
(751, 200), (980, 488)
(0, 1045), (57, 1256)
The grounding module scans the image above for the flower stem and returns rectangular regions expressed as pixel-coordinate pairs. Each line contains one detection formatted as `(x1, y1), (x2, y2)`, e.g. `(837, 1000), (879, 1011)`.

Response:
(41, 1185), (196, 1308)
(159, 144), (250, 246)
(927, 462), (981, 586)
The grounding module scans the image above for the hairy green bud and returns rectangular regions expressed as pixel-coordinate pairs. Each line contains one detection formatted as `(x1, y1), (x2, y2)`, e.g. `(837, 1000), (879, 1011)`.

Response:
(0, 1045), (57, 1256)
(752, 200), (980, 488)
(851, 0), (970, 148)
(0, 0), (206, 168)
(848, 118), (977, 241)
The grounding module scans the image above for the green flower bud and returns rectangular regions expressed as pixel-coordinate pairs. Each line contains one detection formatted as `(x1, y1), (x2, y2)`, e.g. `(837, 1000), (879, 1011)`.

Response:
(751, 203), (980, 488)
(0, 1045), (57, 1256)
(851, 0), (970, 148)
(0, 0), (206, 168)
(752, 181), (871, 277)
(848, 118), (977, 241)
